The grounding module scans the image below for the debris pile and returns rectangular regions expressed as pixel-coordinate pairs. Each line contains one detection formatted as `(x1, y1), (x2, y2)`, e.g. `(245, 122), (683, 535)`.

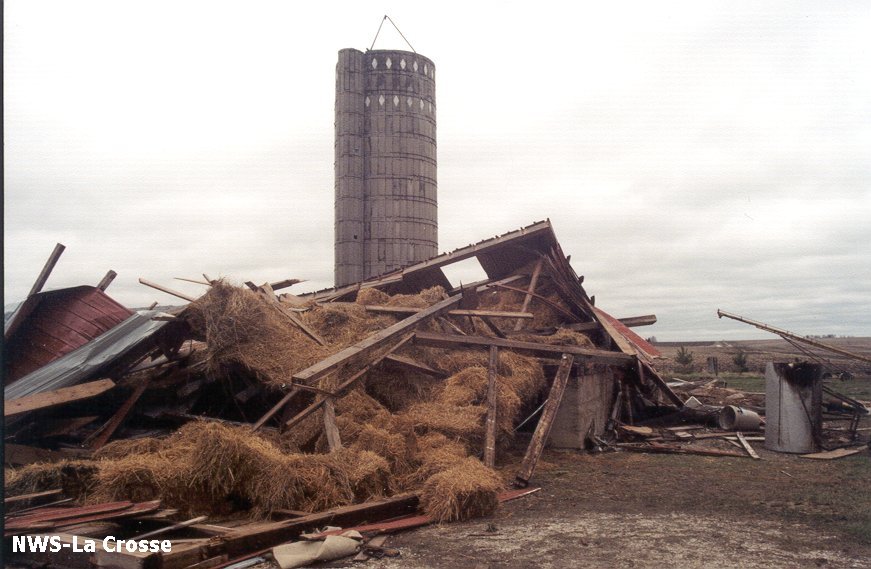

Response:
(1, 220), (761, 568)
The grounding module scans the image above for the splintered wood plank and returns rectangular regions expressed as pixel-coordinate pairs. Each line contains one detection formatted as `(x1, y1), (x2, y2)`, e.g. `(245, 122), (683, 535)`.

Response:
(515, 354), (575, 487)
(800, 447), (866, 460)
(28, 243), (65, 297)
(735, 432), (761, 459)
(514, 258), (543, 331)
(323, 398), (342, 451)
(413, 332), (633, 365)
(5, 379), (115, 417)
(292, 294), (462, 384)
(484, 345), (499, 468)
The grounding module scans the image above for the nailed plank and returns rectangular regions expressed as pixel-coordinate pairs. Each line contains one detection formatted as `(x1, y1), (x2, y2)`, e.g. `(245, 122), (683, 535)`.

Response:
(5, 379), (115, 417)
(514, 258), (543, 331)
(800, 446), (866, 460)
(413, 331), (633, 366)
(285, 335), (413, 430)
(484, 345), (499, 468)
(292, 294), (462, 384)
(735, 432), (761, 459)
(323, 398), (342, 451)
(515, 354), (574, 487)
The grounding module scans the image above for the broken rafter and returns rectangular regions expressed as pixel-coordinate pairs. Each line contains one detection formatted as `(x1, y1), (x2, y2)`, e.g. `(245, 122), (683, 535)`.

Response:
(413, 331), (633, 366)
(364, 305), (534, 319)
(252, 387), (301, 432)
(256, 282), (326, 346)
(486, 282), (579, 322)
(28, 243), (66, 297)
(565, 314), (657, 332)
(96, 270), (117, 291)
(87, 378), (151, 451)
(138, 278), (197, 302)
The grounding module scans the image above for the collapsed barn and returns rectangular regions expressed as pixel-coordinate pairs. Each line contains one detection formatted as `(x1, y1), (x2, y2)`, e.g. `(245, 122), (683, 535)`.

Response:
(4, 220), (685, 567)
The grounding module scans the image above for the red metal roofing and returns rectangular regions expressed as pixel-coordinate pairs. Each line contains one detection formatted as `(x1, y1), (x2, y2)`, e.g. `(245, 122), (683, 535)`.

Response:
(4, 286), (133, 383)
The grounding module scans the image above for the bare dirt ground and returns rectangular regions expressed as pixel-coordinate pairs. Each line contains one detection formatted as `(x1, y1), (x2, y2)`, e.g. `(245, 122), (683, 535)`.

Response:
(344, 447), (871, 569)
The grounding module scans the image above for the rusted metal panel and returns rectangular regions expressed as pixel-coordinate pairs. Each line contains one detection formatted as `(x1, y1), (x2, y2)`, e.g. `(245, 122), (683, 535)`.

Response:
(4, 286), (133, 383)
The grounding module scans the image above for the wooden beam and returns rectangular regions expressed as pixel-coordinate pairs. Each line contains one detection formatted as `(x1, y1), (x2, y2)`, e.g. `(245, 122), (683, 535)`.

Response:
(292, 294), (462, 384)
(483, 345), (499, 468)
(270, 278), (303, 291)
(323, 398), (342, 451)
(138, 278), (197, 302)
(486, 282), (579, 322)
(515, 354), (574, 487)
(565, 314), (657, 332)
(5, 379), (115, 417)
(28, 243), (66, 297)
(639, 359), (684, 407)
(735, 431), (760, 459)
(4, 444), (89, 466)
(257, 283), (326, 346)
(88, 378), (151, 450)
(514, 258), (543, 331)
(413, 331), (634, 366)
(383, 354), (445, 377)
(364, 305), (534, 319)
(198, 493), (420, 560)
(438, 316), (467, 336)
(479, 316), (507, 339)
(4, 489), (63, 505)
(252, 387), (301, 432)
(285, 335), (414, 430)
(96, 270), (117, 291)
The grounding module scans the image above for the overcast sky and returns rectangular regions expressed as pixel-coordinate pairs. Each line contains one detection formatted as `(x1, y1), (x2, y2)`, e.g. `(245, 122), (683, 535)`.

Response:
(4, 1), (870, 341)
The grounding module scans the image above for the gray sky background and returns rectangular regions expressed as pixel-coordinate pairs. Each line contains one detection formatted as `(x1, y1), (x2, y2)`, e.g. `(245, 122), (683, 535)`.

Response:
(4, 1), (870, 341)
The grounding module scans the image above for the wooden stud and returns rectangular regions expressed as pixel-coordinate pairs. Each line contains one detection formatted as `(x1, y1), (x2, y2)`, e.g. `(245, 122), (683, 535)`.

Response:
(515, 354), (574, 487)
(323, 398), (342, 451)
(483, 345), (499, 468)
(138, 278), (197, 302)
(514, 258), (543, 331)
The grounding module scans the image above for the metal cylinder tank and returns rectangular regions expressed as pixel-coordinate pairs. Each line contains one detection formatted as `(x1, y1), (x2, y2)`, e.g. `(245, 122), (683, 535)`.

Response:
(764, 362), (823, 453)
(334, 48), (438, 287)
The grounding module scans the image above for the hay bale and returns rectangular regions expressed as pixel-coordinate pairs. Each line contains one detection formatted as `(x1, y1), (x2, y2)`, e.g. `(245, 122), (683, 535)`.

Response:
(323, 448), (392, 501)
(383, 286), (445, 308)
(355, 288), (390, 305)
(93, 437), (164, 460)
(420, 457), (504, 522)
(184, 281), (329, 387)
(303, 303), (395, 347)
(4, 460), (99, 499)
(403, 433), (468, 488)
(351, 424), (411, 474)
(398, 402), (485, 440)
(515, 328), (593, 348)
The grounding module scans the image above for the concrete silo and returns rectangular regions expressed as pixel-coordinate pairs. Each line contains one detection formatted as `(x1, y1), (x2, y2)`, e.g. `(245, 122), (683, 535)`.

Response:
(334, 48), (437, 287)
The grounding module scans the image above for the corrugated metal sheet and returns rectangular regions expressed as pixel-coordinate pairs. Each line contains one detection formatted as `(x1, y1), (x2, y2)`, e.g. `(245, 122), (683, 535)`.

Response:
(4, 311), (169, 400)
(4, 286), (133, 383)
